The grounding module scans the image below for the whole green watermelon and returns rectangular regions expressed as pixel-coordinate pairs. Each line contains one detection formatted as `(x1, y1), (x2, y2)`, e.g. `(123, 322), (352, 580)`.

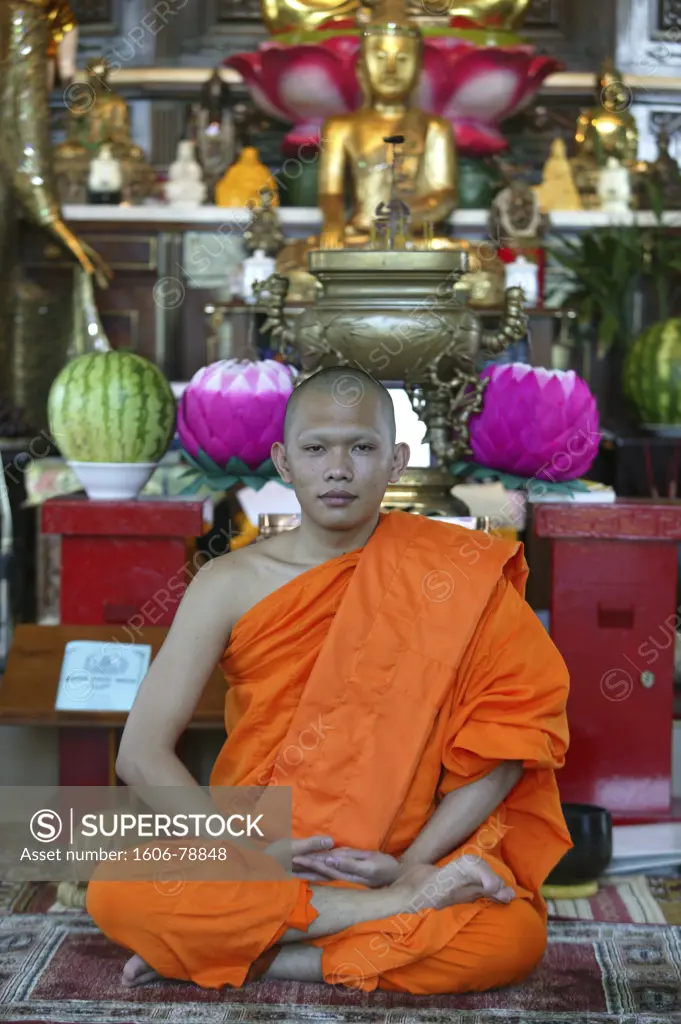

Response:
(623, 320), (681, 426)
(48, 351), (177, 463)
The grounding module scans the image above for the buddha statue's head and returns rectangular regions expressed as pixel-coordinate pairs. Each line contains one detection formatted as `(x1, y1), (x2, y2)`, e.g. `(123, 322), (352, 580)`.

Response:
(360, 0), (422, 104)
(85, 57), (113, 90)
(597, 58), (631, 118)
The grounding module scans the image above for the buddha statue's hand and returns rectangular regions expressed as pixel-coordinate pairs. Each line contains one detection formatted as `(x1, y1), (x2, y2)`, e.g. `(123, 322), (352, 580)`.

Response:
(291, 847), (402, 887)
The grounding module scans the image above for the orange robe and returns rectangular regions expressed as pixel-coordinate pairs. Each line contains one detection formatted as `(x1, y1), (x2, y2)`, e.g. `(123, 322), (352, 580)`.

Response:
(87, 510), (571, 994)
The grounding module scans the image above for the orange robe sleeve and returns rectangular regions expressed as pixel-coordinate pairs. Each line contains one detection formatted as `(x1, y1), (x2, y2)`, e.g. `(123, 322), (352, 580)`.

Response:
(439, 568), (572, 897)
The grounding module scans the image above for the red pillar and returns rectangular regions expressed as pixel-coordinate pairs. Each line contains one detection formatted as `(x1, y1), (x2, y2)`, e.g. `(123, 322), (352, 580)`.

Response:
(534, 501), (681, 823)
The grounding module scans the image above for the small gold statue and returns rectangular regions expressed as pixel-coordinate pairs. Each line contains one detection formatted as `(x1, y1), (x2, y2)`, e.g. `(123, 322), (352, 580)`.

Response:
(318, 0), (457, 249)
(575, 59), (638, 166)
(534, 138), (583, 213)
(54, 58), (156, 203)
(261, 0), (530, 34)
(243, 187), (286, 255)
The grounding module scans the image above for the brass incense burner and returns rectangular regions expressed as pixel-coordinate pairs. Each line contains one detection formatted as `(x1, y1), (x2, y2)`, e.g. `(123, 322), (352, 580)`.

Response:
(255, 248), (525, 514)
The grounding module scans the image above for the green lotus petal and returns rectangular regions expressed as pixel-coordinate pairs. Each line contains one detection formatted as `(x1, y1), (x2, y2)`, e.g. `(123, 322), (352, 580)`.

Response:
(451, 461), (591, 494)
(176, 475), (203, 496)
(178, 450), (203, 472)
(255, 458), (277, 476)
(180, 453), (296, 492)
(195, 449), (224, 474)
(225, 457), (252, 475)
(240, 475), (269, 491)
(180, 449), (225, 476)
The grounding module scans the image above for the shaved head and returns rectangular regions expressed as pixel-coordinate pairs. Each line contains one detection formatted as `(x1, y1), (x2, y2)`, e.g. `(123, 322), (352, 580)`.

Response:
(272, 364), (410, 531)
(283, 366), (397, 446)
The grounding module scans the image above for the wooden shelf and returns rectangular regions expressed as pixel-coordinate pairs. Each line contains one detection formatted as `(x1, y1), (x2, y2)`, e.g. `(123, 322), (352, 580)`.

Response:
(66, 67), (681, 99)
(0, 624), (226, 730)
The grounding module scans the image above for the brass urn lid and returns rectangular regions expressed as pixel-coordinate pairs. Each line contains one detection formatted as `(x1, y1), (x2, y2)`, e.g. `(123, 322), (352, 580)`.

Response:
(308, 249), (468, 274)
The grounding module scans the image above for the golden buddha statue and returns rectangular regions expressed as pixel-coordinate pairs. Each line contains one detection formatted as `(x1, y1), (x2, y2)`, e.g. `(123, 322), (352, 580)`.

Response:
(318, 0), (457, 249)
(261, 0), (530, 34)
(575, 60), (638, 166)
(72, 59), (134, 150)
(54, 58), (156, 203)
(571, 60), (638, 209)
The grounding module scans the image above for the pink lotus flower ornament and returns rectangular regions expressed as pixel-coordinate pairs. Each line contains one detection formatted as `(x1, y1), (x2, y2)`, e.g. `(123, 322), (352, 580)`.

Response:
(469, 364), (601, 481)
(178, 359), (294, 470)
(227, 37), (561, 155)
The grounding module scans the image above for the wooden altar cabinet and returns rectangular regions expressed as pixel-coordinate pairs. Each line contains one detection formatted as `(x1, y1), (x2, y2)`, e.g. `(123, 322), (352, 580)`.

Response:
(9, 496), (215, 786)
(534, 500), (681, 823)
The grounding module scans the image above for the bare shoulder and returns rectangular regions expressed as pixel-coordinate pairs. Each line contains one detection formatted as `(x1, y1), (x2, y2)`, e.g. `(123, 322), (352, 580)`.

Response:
(204, 532), (305, 627)
(220, 531), (293, 574)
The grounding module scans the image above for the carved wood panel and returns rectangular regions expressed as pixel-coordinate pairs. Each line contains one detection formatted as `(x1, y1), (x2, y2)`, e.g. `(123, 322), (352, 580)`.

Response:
(659, 0), (681, 31)
(523, 0), (616, 71)
(525, 0), (560, 27)
(217, 0), (263, 19)
(70, 0), (113, 24)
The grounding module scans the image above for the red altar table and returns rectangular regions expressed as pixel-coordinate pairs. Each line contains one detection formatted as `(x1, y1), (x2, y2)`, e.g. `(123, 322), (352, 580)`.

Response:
(40, 496), (208, 785)
(534, 500), (681, 823)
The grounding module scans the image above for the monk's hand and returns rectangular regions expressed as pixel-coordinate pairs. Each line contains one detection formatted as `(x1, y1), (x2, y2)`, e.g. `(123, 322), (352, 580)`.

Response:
(265, 835), (335, 873)
(291, 848), (401, 887)
(391, 859), (515, 912)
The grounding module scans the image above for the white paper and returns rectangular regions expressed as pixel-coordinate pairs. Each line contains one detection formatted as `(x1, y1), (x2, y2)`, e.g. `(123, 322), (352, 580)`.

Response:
(605, 854), (681, 875)
(612, 822), (681, 860)
(389, 388), (430, 468)
(55, 641), (152, 712)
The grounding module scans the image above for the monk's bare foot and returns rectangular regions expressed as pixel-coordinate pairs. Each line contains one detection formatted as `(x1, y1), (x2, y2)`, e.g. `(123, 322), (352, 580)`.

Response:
(394, 859), (515, 912)
(122, 953), (161, 987)
(265, 944), (324, 982)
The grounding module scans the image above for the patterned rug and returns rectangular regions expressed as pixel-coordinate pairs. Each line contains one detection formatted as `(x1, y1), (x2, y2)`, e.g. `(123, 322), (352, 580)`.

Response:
(1, 878), (681, 1024)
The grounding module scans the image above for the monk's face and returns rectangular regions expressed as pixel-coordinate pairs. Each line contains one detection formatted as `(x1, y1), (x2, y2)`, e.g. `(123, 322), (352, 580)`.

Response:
(273, 387), (409, 528)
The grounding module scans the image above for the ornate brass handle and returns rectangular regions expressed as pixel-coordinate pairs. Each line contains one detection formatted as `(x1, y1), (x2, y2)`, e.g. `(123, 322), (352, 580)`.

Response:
(253, 274), (297, 353)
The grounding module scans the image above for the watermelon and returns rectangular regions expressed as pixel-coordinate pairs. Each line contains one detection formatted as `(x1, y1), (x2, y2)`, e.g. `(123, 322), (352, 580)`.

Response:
(623, 320), (681, 427)
(47, 351), (177, 463)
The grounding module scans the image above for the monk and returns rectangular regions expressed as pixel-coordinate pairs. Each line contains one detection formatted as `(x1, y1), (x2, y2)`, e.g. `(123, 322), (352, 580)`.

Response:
(86, 365), (572, 995)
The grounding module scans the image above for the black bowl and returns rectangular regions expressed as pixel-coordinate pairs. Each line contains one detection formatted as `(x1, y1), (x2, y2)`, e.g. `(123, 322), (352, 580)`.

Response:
(546, 803), (613, 886)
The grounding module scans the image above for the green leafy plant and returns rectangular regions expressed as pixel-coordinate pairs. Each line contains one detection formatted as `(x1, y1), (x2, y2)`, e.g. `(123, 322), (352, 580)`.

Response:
(551, 181), (681, 355)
